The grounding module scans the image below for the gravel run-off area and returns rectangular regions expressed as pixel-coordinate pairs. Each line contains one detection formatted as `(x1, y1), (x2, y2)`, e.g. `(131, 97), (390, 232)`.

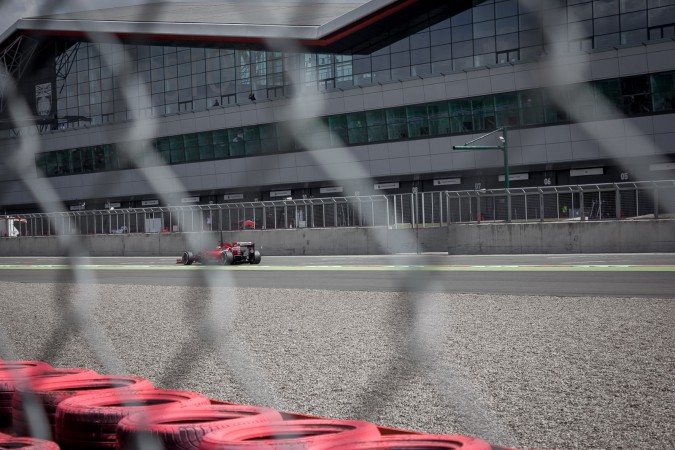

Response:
(1, 282), (673, 449)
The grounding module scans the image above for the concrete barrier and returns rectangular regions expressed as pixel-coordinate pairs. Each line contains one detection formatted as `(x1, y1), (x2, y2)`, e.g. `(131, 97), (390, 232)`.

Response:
(448, 219), (675, 254)
(2, 220), (672, 256)
(0, 227), (448, 257)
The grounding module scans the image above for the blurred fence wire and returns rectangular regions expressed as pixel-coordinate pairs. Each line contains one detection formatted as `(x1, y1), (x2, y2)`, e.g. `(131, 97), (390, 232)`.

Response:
(1, 0), (674, 448)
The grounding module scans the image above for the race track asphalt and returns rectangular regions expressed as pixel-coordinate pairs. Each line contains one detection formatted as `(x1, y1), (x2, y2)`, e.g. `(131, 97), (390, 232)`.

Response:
(0, 254), (673, 449)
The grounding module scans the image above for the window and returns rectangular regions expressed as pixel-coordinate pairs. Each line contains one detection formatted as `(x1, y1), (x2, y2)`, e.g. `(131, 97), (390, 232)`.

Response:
(259, 124), (278, 153)
(366, 110), (387, 142)
(212, 130), (229, 158)
(494, 93), (519, 127)
(386, 107), (408, 140)
(621, 75), (652, 114)
(519, 90), (544, 125)
(497, 49), (520, 64)
(406, 105), (430, 138)
(328, 115), (349, 146)
(346, 112), (367, 145)
(244, 126), (261, 155)
(228, 128), (245, 156)
(449, 99), (474, 133)
(594, 79), (623, 118)
(427, 102), (450, 135)
(169, 136), (185, 163)
(184, 133), (200, 161)
(651, 72), (675, 112)
(649, 23), (675, 39)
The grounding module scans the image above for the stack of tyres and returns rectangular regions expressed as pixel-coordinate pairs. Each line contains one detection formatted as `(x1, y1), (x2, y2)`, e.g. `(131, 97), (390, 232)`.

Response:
(0, 432), (61, 449)
(116, 403), (284, 450)
(0, 361), (53, 427)
(12, 374), (152, 438)
(319, 434), (494, 449)
(55, 388), (211, 449)
(197, 419), (382, 449)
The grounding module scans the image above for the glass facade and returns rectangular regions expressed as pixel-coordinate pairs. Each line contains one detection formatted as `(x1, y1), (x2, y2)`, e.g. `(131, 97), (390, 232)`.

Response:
(42, 0), (675, 132)
(36, 70), (675, 177)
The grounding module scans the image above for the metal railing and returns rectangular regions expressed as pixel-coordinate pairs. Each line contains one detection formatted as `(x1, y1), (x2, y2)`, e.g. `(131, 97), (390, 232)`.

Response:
(443, 180), (675, 224)
(3, 181), (675, 237)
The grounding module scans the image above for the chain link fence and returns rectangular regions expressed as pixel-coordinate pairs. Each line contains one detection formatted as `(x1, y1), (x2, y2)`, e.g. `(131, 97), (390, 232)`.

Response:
(2, 1), (675, 449)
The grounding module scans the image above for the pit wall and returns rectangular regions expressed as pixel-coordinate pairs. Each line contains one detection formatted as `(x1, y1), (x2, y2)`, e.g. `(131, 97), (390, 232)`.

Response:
(0, 227), (446, 257)
(448, 220), (675, 254)
(0, 220), (673, 257)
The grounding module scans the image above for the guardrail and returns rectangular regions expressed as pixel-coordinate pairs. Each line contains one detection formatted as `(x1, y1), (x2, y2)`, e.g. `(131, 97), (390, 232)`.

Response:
(3, 181), (675, 237)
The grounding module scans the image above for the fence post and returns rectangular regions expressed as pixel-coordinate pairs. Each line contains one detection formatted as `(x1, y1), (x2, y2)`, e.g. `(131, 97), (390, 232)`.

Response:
(653, 182), (659, 219)
(579, 190), (585, 221)
(539, 188), (545, 222)
(615, 185), (621, 220)
(371, 199), (375, 227)
(476, 193), (481, 224)
(421, 193), (426, 228)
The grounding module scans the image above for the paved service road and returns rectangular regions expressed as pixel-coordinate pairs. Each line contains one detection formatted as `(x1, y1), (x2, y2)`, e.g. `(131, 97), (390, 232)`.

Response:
(0, 254), (673, 297)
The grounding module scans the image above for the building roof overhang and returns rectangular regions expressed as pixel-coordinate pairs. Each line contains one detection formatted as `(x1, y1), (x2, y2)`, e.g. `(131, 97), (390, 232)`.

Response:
(1, 0), (474, 54)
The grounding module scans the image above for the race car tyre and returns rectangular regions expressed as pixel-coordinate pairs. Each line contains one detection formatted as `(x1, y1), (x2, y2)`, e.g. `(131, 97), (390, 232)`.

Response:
(250, 250), (261, 265)
(0, 435), (60, 449)
(317, 433), (494, 450)
(183, 251), (194, 265)
(55, 388), (210, 449)
(197, 419), (381, 450)
(13, 375), (152, 438)
(116, 403), (284, 450)
(223, 251), (234, 265)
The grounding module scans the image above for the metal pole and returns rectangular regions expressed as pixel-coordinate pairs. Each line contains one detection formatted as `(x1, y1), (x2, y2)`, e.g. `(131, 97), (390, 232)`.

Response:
(421, 193), (426, 228)
(556, 192), (560, 220)
(539, 189), (545, 222)
(653, 182), (659, 219)
(579, 190), (585, 221)
(615, 186), (621, 220)
(411, 193), (416, 228)
(476, 193), (481, 224)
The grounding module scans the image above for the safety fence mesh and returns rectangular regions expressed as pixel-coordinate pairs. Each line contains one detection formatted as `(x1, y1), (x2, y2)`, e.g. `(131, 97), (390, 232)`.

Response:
(0, 1), (674, 449)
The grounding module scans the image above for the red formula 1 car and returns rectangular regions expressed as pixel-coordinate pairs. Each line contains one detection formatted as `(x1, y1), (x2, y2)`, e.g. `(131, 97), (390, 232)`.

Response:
(178, 242), (262, 265)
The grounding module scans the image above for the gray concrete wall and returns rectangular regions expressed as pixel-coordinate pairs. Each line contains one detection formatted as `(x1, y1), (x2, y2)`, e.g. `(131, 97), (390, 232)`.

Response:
(1, 220), (673, 257)
(0, 227), (448, 257)
(448, 220), (675, 254)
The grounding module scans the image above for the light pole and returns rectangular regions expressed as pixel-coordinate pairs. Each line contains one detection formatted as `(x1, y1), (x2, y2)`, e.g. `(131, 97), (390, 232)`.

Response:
(453, 127), (511, 222)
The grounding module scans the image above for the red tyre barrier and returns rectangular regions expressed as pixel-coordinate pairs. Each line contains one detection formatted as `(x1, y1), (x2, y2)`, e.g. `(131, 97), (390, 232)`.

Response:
(117, 403), (284, 450)
(0, 362), (52, 379)
(0, 361), (53, 426)
(12, 375), (152, 438)
(55, 389), (210, 449)
(318, 433), (494, 449)
(197, 419), (381, 450)
(34, 368), (98, 382)
(0, 434), (60, 449)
